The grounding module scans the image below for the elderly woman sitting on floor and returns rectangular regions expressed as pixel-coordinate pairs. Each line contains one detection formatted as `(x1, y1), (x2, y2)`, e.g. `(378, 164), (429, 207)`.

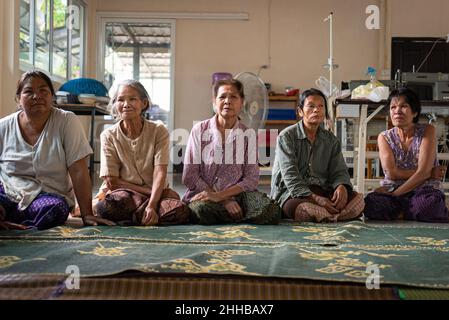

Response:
(271, 88), (364, 222)
(364, 88), (448, 222)
(0, 71), (113, 230)
(93, 80), (189, 226)
(182, 78), (280, 225)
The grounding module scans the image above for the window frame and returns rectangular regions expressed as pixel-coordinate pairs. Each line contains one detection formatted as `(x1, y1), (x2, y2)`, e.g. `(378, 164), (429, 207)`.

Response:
(19, 0), (86, 81)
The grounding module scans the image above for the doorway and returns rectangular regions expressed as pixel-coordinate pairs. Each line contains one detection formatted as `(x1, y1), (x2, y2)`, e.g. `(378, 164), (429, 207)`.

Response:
(97, 16), (175, 131)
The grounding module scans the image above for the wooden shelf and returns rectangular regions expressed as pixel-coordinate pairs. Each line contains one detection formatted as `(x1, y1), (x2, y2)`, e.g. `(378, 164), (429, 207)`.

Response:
(269, 95), (299, 101)
(266, 93), (299, 127)
(265, 120), (297, 125)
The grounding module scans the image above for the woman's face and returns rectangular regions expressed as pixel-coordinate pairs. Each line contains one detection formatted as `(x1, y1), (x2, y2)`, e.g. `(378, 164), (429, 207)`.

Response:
(389, 96), (417, 128)
(214, 84), (243, 121)
(116, 85), (148, 121)
(298, 94), (326, 126)
(19, 77), (53, 117)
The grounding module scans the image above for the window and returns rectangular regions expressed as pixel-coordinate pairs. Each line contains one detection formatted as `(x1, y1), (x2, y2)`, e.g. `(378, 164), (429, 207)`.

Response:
(391, 37), (449, 76)
(99, 18), (175, 130)
(19, 0), (85, 80)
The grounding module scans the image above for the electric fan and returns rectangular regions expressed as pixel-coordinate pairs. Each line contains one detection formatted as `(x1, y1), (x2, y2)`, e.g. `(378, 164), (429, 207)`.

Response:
(234, 72), (269, 130)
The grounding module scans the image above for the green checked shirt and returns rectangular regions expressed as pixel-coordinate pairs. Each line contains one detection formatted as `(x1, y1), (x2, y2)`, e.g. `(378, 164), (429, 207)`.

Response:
(270, 120), (353, 208)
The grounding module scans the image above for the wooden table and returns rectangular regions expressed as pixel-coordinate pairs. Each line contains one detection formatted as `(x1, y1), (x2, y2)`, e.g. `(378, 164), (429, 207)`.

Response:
(57, 104), (110, 179)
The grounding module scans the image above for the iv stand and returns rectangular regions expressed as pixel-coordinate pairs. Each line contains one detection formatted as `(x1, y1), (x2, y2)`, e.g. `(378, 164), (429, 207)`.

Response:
(323, 12), (339, 132)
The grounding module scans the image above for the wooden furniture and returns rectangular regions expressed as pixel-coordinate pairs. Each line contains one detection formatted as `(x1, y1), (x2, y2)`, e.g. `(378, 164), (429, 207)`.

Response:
(366, 143), (378, 179)
(56, 104), (110, 179)
(257, 94), (299, 183)
(265, 94), (299, 127)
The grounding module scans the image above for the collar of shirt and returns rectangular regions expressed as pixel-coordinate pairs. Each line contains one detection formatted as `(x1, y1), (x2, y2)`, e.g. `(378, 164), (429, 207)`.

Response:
(295, 119), (325, 143)
(210, 115), (241, 145)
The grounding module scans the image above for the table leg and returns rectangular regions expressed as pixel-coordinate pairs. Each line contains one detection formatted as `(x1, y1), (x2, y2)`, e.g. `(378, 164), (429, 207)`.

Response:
(356, 104), (368, 193)
(89, 109), (95, 181)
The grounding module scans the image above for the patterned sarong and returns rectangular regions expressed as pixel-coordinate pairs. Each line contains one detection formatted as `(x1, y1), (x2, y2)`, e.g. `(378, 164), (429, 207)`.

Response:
(188, 191), (281, 225)
(95, 188), (190, 225)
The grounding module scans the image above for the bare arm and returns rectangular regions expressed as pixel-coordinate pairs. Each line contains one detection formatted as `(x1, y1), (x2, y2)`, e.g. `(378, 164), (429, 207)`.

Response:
(141, 165), (167, 225)
(103, 176), (151, 196)
(190, 184), (245, 202)
(391, 125), (436, 196)
(216, 185), (244, 201)
(379, 131), (445, 182)
(69, 157), (93, 217)
(148, 165), (167, 209)
(69, 157), (115, 226)
(378, 134), (417, 180)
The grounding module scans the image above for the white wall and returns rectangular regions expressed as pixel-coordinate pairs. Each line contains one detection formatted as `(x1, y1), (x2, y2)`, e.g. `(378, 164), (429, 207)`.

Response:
(0, 0), (4, 111)
(391, 0), (449, 37)
(2, 0), (449, 129)
(93, 0), (384, 131)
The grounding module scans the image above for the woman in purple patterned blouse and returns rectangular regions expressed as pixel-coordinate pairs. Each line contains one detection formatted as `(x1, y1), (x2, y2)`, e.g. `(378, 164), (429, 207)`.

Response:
(364, 88), (448, 222)
(182, 78), (261, 224)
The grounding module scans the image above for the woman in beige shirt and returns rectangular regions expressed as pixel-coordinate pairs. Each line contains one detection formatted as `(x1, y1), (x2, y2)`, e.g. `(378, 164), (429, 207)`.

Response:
(94, 80), (189, 226)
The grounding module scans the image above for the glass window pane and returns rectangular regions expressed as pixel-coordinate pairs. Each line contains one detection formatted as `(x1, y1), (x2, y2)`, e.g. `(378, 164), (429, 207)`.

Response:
(71, 29), (81, 78)
(19, 0), (32, 65)
(103, 22), (172, 126)
(70, 2), (84, 78)
(35, 0), (50, 71)
(52, 0), (67, 78)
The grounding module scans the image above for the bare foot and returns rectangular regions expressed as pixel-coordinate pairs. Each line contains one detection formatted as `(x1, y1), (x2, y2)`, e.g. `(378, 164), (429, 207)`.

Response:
(0, 220), (29, 230)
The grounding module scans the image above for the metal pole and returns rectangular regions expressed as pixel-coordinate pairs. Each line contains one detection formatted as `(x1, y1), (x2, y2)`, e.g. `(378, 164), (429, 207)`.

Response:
(324, 12), (337, 132)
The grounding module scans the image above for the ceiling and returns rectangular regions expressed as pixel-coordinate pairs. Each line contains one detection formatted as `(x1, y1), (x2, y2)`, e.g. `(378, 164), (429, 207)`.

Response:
(105, 23), (172, 80)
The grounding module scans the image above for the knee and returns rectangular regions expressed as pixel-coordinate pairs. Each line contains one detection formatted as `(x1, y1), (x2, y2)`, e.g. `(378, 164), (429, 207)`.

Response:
(42, 197), (69, 218)
(409, 189), (449, 222)
(294, 202), (334, 223)
(187, 201), (212, 224)
(158, 198), (190, 225)
(338, 193), (364, 221)
(188, 201), (229, 225)
(294, 203), (314, 222)
(349, 192), (364, 207)
(34, 196), (69, 229)
(363, 192), (398, 220)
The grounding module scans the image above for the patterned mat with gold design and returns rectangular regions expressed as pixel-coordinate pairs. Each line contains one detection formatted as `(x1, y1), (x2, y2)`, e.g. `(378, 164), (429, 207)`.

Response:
(0, 221), (448, 289)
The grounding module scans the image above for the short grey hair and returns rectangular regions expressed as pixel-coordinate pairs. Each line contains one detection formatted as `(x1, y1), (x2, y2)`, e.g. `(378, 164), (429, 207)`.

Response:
(108, 79), (152, 120)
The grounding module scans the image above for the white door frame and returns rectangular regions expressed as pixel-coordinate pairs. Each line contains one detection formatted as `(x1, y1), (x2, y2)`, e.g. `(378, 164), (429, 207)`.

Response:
(96, 13), (176, 136)
(97, 13), (176, 174)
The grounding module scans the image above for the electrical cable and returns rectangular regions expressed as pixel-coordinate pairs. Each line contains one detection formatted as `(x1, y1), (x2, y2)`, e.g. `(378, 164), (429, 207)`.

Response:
(415, 37), (445, 73)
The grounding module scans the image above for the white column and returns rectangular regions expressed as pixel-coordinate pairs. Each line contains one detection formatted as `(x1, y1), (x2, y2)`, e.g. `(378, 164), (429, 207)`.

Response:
(0, 0), (20, 118)
(0, 0), (4, 115)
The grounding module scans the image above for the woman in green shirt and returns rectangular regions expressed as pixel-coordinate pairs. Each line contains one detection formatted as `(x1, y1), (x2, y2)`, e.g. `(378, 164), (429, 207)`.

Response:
(270, 88), (364, 222)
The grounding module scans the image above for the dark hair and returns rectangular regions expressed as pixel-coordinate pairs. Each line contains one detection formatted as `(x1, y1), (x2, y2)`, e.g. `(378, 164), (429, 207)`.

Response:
(212, 78), (245, 99)
(386, 87), (421, 123)
(298, 88), (329, 119)
(15, 70), (55, 103)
